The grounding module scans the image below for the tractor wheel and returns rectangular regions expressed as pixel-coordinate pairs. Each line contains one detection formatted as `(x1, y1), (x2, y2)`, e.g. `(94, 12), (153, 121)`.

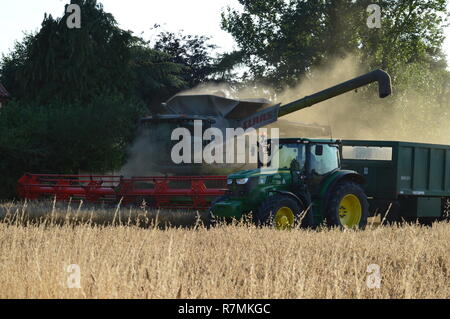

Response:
(326, 181), (368, 229)
(206, 195), (229, 228)
(255, 194), (304, 230)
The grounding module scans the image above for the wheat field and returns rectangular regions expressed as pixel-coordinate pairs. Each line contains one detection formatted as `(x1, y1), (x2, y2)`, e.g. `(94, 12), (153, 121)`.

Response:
(0, 201), (448, 299)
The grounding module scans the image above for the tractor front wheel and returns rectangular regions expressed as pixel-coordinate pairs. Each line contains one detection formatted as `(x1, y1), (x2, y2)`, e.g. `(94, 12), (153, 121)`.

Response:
(326, 181), (368, 229)
(255, 194), (304, 230)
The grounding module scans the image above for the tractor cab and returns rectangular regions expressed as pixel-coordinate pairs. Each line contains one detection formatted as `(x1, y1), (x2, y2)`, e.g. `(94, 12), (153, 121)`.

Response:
(259, 138), (341, 181)
(257, 138), (342, 195)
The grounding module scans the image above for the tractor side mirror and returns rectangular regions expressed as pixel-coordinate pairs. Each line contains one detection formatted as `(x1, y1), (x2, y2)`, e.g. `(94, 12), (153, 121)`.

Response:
(315, 145), (323, 156)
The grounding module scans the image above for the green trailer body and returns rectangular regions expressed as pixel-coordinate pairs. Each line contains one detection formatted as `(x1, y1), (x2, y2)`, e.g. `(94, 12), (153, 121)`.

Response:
(341, 140), (450, 220)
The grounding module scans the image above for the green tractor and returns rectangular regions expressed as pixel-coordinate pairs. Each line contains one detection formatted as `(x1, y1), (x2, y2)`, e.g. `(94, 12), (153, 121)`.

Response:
(210, 138), (369, 229)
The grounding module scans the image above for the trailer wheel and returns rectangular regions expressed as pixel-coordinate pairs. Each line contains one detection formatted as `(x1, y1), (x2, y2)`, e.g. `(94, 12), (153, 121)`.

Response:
(326, 181), (368, 229)
(255, 194), (304, 229)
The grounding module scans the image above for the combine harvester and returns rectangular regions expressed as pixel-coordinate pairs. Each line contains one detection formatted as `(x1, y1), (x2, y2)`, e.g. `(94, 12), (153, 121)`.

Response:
(20, 68), (449, 226)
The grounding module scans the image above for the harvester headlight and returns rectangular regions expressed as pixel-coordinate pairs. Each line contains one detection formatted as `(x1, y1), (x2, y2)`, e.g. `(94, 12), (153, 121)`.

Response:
(227, 179), (233, 185)
(236, 178), (249, 185)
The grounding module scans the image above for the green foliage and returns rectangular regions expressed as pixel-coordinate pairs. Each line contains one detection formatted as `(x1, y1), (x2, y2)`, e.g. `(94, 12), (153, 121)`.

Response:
(213, 50), (247, 82)
(358, 0), (448, 71)
(384, 61), (450, 140)
(221, 0), (450, 143)
(0, 1), (190, 107)
(130, 38), (187, 110)
(0, 0), (189, 199)
(0, 95), (146, 198)
(1, 0), (133, 104)
(154, 29), (218, 88)
(222, 0), (449, 89)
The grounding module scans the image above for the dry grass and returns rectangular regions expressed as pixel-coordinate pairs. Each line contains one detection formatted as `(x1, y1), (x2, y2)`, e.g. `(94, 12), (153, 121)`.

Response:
(0, 201), (448, 299)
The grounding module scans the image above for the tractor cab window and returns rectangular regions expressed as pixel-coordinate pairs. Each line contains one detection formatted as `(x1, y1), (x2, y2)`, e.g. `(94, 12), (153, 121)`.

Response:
(265, 143), (306, 169)
(309, 144), (339, 175)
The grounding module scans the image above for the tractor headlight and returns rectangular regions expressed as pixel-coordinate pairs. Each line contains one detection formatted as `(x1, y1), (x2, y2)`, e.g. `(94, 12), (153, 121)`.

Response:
(236, 178), (249, 185)
(227, 179), (233, 185)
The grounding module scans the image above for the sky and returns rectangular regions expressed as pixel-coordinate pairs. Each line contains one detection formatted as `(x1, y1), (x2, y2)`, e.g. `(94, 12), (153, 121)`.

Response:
(1, 0), (450, 63)
(0, 0), (241, 56)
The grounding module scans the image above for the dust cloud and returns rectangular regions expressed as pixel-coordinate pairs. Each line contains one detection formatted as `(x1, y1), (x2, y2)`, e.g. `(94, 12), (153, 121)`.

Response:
(119, 128), (164, 177)
(275, 55), (450, 145)
(178, 55), (449, 144)
(121, 54), (449, 176)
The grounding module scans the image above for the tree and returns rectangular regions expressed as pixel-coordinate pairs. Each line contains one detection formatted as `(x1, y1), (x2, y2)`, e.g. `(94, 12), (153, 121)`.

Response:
(153, 28), (218, 89)
(0, 96), (146, 198)
(1, 0), (133, 104)
(0, 1), (190, 107)
(221, 0), (449, 89)
(129, 37), (187, 110)
(0, 0), (188, 198)
(221, 0), (450, 146)
(358, 0), (448, 72)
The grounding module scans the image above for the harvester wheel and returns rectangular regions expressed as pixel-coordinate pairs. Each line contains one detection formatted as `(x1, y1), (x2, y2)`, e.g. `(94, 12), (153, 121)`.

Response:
(255, 194), (304, 230)
(326, 181), (368, 229)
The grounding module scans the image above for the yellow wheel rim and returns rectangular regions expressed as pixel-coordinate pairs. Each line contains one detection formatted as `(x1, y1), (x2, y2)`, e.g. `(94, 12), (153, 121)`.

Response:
(339, 194), (362, 228)
(274, 207), (295, 229)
